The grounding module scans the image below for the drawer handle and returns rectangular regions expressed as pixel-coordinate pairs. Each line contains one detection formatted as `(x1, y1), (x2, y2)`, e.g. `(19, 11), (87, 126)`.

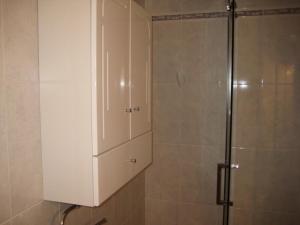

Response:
(130, 158), (137, 163)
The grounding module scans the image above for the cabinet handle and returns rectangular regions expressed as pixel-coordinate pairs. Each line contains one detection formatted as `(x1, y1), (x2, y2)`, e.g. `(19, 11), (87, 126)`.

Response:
(130, 158), (137, 163)
(125, 108), (132, 113)
(133, 106), (140, 112)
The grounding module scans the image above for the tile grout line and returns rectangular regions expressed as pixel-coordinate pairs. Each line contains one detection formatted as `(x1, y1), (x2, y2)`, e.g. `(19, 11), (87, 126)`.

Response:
(0, 200), (44, 225)
(0, 0), (14, 223)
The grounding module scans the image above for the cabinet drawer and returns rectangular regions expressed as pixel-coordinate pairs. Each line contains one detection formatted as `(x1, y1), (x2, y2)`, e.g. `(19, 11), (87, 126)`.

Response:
(130, 132), (152, 177)
(96, 142), (132, 203)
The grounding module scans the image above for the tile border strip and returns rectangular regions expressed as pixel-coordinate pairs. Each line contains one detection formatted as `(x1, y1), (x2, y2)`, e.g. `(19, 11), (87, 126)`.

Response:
(152, 11), (228, 21)
(236, 7), (300, 17)
(152, 7), (300, 21)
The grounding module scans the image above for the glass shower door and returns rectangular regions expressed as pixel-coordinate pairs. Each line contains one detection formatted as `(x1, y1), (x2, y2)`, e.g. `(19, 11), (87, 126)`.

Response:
(230, 12), (300, 225)
(148, 12), (230, 225)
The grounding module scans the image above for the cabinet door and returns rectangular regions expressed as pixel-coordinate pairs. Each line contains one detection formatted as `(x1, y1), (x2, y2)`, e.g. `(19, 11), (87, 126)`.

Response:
(98, 0), (131, 153)
(130, 2), (152, 138)
(130, 132), (152, 177)
(95, 141), (132, 204)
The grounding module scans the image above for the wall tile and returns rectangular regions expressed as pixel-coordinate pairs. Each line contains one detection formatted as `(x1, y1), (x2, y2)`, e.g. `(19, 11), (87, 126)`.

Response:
(6, 82), (43, 215)
(158, 144), (180, 201)
(275, 85), (300, 148)
(181, 83), (226, 146)
(130, 173), (145, 213)
(0, 144), (11, 223)
(3, 0), (38, 83)
(91, 198), (116, 225)
(177, 203), (221, 225)
(230, 148), (256, 209)
(254, 150), (300, 213)
(1, 222), (12, 225)
(0, 4), (12, 219)
(134, 0), (145, 7)
(155, 21), (183, 85)
(2, 0), (42, 217)
(180, 0), (224, 13)
(231, 208), (300, 225)
(145, 144), (161, 199)
(230, 209), (253, 225)
(145, 165), (161, 199)
(146, 199), (177, 225)
(232, 85), (276, 148)
(115, 183), (133, 225)
(132, 209), (145, 225)
(231, 14), (300, 223)
(253, 210), (300, 225)
(11, 202), (59, 225)
(154, 84), (182, 144)
(147, 11), (227, 225)
(145, 0), (225, 15)
(145, 0), (181, 16)
(235, 15), (300, 85)
(231, 148), (300, 214)
(181, 18), (227, 85)
(237, 0), (300, 10)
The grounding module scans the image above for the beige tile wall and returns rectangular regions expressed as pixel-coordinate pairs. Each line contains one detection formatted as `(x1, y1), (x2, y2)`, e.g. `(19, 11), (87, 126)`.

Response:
(133, 0), (145, 8)
(0, 1), (146, 225)
(146, 17), (227, 225)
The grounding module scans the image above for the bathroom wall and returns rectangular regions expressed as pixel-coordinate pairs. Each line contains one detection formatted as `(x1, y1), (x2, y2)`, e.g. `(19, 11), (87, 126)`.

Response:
(134, 0), (145, 8)
(0, 1), (145, 225)
(145, 1), (228, 224)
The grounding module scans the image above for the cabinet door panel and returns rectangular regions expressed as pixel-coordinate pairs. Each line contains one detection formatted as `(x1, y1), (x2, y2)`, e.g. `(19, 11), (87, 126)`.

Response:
(96, 141), (132, 204)
(98, 0), (131, 153)
(130, 2), (152, 138)
(130, 132), (152, 177)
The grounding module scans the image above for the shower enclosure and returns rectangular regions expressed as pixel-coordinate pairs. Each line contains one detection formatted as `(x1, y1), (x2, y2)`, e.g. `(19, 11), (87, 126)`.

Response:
(145, 0), (300, 225)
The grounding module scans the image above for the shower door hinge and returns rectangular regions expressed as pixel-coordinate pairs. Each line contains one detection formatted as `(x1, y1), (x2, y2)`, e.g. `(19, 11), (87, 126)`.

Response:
(226, 0), (235, 11)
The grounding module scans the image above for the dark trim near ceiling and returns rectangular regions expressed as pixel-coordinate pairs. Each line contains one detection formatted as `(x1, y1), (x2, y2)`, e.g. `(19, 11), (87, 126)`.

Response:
(236, 7), (300, 16)
(152, 7), (300, 21)
(152, 11), (228, 21)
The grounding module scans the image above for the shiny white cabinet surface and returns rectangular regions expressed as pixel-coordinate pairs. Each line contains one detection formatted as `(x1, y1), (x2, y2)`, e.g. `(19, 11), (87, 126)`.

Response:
(38, 0), (152, 207)
(130, 2), (152, 138)
(99, 0), (131, 152)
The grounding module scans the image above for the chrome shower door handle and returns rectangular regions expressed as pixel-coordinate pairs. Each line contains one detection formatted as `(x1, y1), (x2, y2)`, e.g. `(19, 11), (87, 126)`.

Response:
(216, 163), (233, 206)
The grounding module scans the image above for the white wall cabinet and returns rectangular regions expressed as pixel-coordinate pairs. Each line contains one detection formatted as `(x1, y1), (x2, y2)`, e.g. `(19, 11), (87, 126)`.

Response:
(38, 0), (152, 206)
